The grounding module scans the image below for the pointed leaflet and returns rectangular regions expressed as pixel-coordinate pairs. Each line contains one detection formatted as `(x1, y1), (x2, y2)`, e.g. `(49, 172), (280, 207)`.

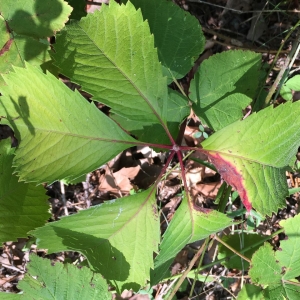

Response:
(0, 0), (71, 84)
(32, 190), (160, 291)
(0, 139), (50, 243)
(17, 255), (111, 299)
(123, 0), (205, 81)
(190, 50), (261, 131)
(52, 1), (169, 132)
(151, 195), (232, 284)
(201, 102), (300, 216)
(0, 64), (136, 184)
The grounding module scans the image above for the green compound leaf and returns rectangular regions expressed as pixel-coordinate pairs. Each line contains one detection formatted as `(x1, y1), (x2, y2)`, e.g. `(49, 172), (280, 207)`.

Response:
(0, 139), (50, 243)
(123, 0), (205, 82)
(218, 234), (265, 270)
(17, 254), (111, 300)
(190, 50), (261, 131)
(249, 243), (300, 299)
(201, 101), (300, 216)
(52, 1), (169, 130)
(0, 0), (71, 84)
(31, 189), (160, 291)
(151, 195), (232, 284)
(0, 63), (136, 184)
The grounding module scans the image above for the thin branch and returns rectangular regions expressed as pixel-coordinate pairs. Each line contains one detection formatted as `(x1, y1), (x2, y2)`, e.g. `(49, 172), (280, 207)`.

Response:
(167, 237), (210, 300)
(214, 234), (251, 263)
(264, 19), (300, 106)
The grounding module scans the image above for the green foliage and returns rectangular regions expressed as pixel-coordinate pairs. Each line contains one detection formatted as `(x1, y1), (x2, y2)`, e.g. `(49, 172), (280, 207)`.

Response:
(151, 195), (232, 284)
(31, 189), (159, 291)
(123, 0), (205, 81)
(0, 0), (72, 84)
(201, 102), (300, 215)
(0, 0), (300, 298)
(237, 284), (263, 300)
(218, 233), (265, 270)
(0, 138), (50, 243)
(280, 74), (300, 101)
(249, 214), (300, 298)
(190, 50), (261, 131)
(0, 63), (136, 183)
(0, 254), (111, 299)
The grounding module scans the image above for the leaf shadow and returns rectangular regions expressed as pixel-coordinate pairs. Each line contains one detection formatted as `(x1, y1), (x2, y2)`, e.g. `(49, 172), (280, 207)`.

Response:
(50, 226), (138, 292)
(1, 0), (65, 69)
(192, 56), (261, 129)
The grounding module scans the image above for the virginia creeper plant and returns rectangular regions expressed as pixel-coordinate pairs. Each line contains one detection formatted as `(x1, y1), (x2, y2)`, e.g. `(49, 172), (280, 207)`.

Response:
(1, 0), (300, 298)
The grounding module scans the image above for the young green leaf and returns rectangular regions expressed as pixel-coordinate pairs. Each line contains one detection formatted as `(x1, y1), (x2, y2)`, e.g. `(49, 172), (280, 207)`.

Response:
(17, 254), (111, 299)
(123, 0), (205, 81)
(151, 195), (232, 284)
(52, 1), (170, 133)
(0, 0), (71, 84)
(0, 63), (137, 184)
(190, 50), (261, 131)
(249, 242), (300, 299)
(201, 101), (300, 215)
(31, 189), (160, 291)
(0, 139), (50, 243)
(280, 75), (300, 101)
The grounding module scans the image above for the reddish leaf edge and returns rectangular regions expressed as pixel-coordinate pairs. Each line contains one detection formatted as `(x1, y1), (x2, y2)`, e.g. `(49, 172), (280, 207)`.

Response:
(205, 152), (251, 211)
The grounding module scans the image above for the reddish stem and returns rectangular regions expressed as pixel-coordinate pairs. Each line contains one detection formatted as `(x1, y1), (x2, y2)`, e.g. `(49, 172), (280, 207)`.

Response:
(175, 150), (189, 196)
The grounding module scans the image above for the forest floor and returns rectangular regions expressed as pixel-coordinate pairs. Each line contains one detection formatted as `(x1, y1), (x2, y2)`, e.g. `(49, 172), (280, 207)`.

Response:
(1, 0), (300, 299)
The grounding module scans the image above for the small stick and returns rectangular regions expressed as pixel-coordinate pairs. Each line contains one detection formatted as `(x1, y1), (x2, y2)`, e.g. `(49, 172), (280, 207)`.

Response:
(60, 181), (69, 216)
(167, 237), (209, 300)
(214, 234), (251, 263)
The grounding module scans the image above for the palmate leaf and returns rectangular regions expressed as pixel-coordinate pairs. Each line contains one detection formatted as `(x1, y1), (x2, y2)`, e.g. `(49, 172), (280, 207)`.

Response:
(0, 63), (137, 184)
(123, 0), (205, 82)
(0, 139), (50, 243)
(52, 1), (170, 135)
(0, 0), (71, 85)
(201, 101), (300, 215)
(151, 195), (232, 284)
(31, 189), (160, 291)
(190, 50), (261, 131)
